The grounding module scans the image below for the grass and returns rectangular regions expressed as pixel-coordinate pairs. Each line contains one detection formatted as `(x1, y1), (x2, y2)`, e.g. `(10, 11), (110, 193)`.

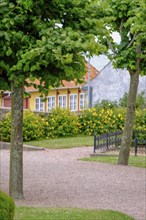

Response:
(81, 155), (146, 168)
(14, 207), (135, 220)
(24, 135), (94, 149)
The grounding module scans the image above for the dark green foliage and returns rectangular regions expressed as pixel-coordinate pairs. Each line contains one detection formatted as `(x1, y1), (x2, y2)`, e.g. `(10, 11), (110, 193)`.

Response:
(0, 191), (15, 220)
(119, 92), (146, 109)
(0, 0), (109, 91)
(119, 93), (128, 108)
(94, 100), (118, 110)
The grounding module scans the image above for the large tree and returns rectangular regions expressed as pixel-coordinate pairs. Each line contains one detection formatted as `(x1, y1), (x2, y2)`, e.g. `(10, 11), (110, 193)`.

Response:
(106, 0), (146, 165)
(0, 0), (110, 198)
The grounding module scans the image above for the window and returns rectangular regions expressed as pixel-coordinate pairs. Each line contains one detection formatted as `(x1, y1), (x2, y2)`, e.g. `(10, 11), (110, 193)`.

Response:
(69, 94), (77, 111)
(80, 93), (87, 110)
(35, 98), (44, 111)
(58, 95), (67, 109)
(48, 96), (56, 111)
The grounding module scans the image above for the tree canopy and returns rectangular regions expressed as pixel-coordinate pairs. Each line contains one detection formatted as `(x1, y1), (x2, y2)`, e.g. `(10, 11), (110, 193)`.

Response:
(0, 0), (112, 199)
(104, 0), (146, 165)
(106, 0), (146, 75)
(0, 0), (111, 92)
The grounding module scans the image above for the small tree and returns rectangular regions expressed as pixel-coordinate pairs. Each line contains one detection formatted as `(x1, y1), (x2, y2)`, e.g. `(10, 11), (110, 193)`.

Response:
(106, 0), (146, 165)
(0, 0), (110, 198)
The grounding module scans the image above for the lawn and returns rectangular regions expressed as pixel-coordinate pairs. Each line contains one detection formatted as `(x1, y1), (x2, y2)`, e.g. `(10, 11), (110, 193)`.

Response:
(14, 207), (135, 220)
(81, 155), (146, 168)
(24, 135), (94, 149)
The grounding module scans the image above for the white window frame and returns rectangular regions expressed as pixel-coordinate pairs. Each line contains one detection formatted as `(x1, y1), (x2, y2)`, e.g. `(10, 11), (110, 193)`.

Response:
(58, 95), (67, 109)
(47, 96), (56, 111)
(69, 94), (78, 111)
(80, 93), (88, 110)
(35, 97), (44, 112)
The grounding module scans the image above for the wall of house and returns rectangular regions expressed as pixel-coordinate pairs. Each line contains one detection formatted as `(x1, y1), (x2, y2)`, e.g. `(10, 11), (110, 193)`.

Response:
(85, 62), (146, 104)
(29, 88), (84, 112)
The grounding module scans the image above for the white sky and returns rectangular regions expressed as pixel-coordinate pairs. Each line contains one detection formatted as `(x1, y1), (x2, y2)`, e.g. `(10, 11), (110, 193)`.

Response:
(90, 32), (121, 71)
(90, 55), (109, 71)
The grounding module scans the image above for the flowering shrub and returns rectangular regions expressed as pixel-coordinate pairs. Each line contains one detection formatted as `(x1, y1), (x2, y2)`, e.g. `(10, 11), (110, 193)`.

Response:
(79, 108), (126, 135)
(45, 107), (80, 138)
(23, 110), (45, 141)
(0, 110), (45, 141)
(0, 107), (145, 141)
(0, 112), (11, 141)
(134, 109), (146, 140)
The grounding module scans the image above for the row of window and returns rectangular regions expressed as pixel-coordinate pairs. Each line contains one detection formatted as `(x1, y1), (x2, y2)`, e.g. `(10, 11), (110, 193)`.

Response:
(35, 93), (87, 112)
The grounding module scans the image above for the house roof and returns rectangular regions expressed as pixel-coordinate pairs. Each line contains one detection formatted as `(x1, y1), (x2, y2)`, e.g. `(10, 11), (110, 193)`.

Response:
(25, 63), (99, 92)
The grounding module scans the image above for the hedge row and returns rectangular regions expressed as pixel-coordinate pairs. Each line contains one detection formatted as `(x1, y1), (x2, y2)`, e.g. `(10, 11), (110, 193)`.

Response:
(0, 107), (145, 141)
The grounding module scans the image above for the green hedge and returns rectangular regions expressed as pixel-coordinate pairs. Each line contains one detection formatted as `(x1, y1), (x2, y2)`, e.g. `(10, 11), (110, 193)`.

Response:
(0, 191), (15, 220)
(23, 110), (45, 141)
(0, 110), (45, 142)
(0, 108), (145, 141)
(79, 108), (126, 135)
(44, 107), (80, 138)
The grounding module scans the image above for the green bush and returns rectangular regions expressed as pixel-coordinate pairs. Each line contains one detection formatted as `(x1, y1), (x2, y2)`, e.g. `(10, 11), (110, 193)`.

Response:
(0, 191), (15, 220)
(23, 110), (45, 141)
(0, 113), (11, 141)
(119, 91), (146, 109)
(79, 107), (126, 135)
(79, 107), (146, 138)
(94, 100), (118, 110)
(0, 110), (45, 142)
(0, 107), (145, 141)
(45, 107), (80, 138)
(134, 109), (146, 140)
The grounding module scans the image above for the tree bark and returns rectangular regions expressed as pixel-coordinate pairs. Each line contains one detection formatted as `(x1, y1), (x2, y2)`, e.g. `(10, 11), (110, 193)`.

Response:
(9, 78), (24, 199)
(118, 45), (141, 165)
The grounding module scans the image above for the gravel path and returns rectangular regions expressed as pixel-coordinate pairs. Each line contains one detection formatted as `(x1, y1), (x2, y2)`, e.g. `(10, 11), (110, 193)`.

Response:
(0, 147), (146, 220)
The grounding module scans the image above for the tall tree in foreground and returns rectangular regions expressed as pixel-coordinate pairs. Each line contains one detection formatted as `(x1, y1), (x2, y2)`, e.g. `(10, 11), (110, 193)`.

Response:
(106, 0), (146, 165)
(0, 0), (110, 198)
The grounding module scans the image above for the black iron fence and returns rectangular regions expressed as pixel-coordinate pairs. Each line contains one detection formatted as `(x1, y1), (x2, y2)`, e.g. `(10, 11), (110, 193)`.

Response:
(94, 130), (146, 156)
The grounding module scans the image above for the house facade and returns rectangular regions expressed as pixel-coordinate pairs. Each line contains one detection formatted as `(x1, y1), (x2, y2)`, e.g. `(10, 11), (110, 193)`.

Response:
(0, 64), (98, 112)
(83, 62), (146, 105)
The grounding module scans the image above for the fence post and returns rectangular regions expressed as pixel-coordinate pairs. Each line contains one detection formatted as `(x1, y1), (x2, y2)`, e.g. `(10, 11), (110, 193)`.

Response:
(94, 131), (96, 153)
(134, 137), (138, 156)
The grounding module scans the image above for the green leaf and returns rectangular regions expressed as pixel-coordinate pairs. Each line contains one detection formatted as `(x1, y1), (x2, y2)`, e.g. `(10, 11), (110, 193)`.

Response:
(6, 47), (12, 56)
(42, 36), (46, 42)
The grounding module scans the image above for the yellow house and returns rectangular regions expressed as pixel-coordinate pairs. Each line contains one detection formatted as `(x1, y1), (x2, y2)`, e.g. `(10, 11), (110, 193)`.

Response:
(0, 64), (99, 112)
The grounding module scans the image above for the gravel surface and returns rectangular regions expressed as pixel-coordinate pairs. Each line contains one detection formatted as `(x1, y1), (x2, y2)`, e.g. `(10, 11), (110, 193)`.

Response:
(0, 147), (146, 220)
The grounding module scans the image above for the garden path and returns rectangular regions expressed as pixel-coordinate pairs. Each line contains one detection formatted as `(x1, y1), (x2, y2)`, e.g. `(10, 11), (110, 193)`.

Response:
(0, 147), (146, 220)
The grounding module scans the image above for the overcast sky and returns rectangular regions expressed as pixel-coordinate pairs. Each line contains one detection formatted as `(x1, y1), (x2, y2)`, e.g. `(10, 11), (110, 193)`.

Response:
(90, 55), (109, 71)
(89, 32), (121, 71)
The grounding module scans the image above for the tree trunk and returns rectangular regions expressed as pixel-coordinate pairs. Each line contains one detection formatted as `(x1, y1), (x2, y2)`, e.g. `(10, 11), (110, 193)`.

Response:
(118, 46), (141, 165)
(9, 78), (24, 199)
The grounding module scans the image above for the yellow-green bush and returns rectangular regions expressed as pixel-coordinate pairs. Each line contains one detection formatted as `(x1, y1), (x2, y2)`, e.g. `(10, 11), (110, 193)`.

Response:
(23, 110), (45, 141)
(0, 191), (15, 220)
(45, 107), (80, 138)
(0, 110), (45, 142)
(79, 108), (126, 135)
(134, 109), (146, 140)
(0, 113), (11, 141)
(0, 108), (145, 141)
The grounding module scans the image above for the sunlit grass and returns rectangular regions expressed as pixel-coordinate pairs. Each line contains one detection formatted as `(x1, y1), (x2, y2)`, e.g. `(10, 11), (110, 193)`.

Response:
(81, 155), (146, 168)
(14, 207), (135, 220)
(24, 135), (94, 149)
